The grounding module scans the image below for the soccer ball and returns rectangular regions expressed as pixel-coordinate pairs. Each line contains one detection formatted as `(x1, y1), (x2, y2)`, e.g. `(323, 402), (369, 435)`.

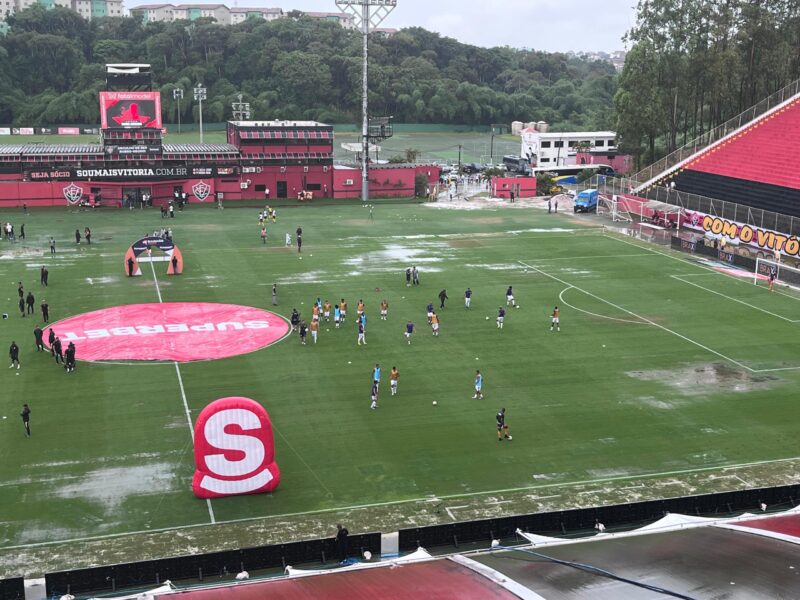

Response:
(516, 305), (520, 309)
(432, 400), (438, 406)
(507, 436), (512, 440)
(485, 316), (489, 320)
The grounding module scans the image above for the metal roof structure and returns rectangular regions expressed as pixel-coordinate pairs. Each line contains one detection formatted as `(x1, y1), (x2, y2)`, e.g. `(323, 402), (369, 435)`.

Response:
(162, 144), (239, 154)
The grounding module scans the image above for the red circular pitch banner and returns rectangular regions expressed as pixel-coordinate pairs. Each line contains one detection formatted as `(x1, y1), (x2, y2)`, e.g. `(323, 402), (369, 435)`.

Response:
(46, 303), (290, 362)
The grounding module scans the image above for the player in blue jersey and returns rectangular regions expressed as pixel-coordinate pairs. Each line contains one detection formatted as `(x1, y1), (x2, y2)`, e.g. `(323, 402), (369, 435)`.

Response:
(373, 363), (381, 388)
(496, 306), (505, 329)
(405, 320), (415, 344)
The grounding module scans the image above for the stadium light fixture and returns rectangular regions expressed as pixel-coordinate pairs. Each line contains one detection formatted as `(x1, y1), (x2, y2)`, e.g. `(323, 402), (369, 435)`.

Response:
(335, 0), (397, 203)
(193, 83), (207, 143)
(232, 94), (252, 121)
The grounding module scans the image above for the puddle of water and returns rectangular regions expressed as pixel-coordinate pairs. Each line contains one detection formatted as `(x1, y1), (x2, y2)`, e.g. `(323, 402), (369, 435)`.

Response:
(627, 363), (779, 396)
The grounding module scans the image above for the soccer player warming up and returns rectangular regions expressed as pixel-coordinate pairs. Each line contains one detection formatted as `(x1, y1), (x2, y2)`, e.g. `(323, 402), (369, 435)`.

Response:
(769, 268), (776, 292)
(497, 306), (505, 329)
(464, 287), (472, 309)
(496, 408), (511, 441)
(370, 381), (379, 409)
(405, 321), (414, 344)
(431, 311), (440, 336)
(380, 300), (388, 320)
(323, 300), (331, 322)
(473, 370), (483, 399)
(506, 286), (516, 307)
(357, 320), (366, 345)
(551, 306), (560, 332)
(390, 366), (399, 395)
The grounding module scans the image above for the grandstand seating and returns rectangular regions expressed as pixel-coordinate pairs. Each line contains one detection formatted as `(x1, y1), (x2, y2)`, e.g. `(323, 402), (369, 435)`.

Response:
(649, 96), (800, 216)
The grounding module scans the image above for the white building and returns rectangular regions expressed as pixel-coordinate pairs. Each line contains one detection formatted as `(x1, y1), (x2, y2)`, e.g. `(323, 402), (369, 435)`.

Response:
(230, 6), (282, 24)
(302, 10), (355, 29)
(520, 127), (617, 167)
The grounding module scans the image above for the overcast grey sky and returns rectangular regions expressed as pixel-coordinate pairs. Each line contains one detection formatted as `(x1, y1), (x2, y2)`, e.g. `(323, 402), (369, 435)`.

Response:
(275, 0), (636, 52)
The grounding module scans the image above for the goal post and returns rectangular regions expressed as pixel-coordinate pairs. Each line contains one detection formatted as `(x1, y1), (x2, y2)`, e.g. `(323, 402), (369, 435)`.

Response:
(754, 257), (800, 288)
(597, 193), (632, 223)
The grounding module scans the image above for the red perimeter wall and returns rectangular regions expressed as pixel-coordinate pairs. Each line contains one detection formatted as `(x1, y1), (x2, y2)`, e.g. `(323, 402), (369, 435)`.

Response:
(492, 176), (538, 199)
(0, 165), (440, 207)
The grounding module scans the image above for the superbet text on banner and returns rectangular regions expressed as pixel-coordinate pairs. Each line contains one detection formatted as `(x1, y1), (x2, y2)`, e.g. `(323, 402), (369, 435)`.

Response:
(192, 397), (281, 499)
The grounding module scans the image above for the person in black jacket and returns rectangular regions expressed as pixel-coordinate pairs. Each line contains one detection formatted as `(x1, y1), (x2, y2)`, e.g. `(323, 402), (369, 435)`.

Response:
(438, 289), (448, 309)
(21, 404), (30, 437)
(9, 341), (20, 369)
(64, 342), (76, 373)
(336, 524), (349, 564)
(53, 336), (63, 364)
(33, 325), (44, 352)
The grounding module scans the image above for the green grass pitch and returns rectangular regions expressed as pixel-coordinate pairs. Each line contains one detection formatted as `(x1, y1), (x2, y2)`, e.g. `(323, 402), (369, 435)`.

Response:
(1, 202), (799, 556)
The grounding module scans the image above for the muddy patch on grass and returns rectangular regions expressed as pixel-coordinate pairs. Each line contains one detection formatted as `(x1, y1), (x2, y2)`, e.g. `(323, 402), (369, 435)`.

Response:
(627, 363), (779, 395)
(51, 463), (179, 513)
(0, 247), (43, 259)
(448, 239), (482, 248)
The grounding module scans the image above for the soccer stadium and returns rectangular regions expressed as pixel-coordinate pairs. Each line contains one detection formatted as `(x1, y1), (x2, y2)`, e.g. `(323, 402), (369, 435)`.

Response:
(2, 5), (800, 600)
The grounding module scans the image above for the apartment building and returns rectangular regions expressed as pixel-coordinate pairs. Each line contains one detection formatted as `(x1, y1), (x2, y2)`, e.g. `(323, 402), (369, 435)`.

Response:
(130, 4), (360, 28)
(1, 0), (121, 21)
(229, 6), (282, 24)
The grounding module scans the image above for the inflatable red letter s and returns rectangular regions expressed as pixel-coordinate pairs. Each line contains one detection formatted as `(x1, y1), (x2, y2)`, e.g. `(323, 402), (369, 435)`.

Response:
(192, 397), (281, 499)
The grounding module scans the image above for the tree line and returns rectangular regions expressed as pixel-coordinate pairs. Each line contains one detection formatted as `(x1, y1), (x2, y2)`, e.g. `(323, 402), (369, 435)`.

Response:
(0, 5), (617, 129)
(615, 0), (800, 170)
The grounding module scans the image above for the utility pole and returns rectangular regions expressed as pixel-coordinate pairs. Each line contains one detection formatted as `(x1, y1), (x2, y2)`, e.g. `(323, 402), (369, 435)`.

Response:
(458, 145), (462, 171)
(336, 0), (397, 203)
(173, 88), (184, 134)
(193, 83), (207, 143)
(490, 134), (495, 163)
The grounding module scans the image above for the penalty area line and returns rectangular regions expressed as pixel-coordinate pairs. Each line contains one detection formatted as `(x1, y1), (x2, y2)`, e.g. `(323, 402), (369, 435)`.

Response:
(6, 454), (800, 552)
(149, 261), (216, 525)
(519, 260), (756, 373)
(558, 286), (645, 325)
(670, 275), (800, 323)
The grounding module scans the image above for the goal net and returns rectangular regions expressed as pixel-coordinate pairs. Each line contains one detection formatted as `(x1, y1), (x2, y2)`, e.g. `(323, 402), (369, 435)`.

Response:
(754, 257), (800, 288)
(597, 194), (632, 223)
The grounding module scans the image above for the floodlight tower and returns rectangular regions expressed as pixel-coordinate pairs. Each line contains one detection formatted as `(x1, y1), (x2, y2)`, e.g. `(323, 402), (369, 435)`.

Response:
(193, 83), (207, 143)
(232, 94), (252, 121)
(335, 0), (397, 203)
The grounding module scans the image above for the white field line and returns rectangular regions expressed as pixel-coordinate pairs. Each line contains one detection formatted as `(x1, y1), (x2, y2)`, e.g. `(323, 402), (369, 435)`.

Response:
(272, 426), (333, 497)
(6, 454), (800, 552)
(529, 252), (655, 262)
(149, 261), (216, 525)
(670, 275), (800, 323)
(518, 260), (756, 373)
(558, 286), (645, 325)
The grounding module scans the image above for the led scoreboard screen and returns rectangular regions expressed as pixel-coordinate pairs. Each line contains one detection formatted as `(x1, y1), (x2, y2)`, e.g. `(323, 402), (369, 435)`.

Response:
(99, 91), (163, 129)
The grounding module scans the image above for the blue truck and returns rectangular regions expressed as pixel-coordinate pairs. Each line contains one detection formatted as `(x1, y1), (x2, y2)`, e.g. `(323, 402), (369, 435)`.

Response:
(573, 188), (599, 213)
